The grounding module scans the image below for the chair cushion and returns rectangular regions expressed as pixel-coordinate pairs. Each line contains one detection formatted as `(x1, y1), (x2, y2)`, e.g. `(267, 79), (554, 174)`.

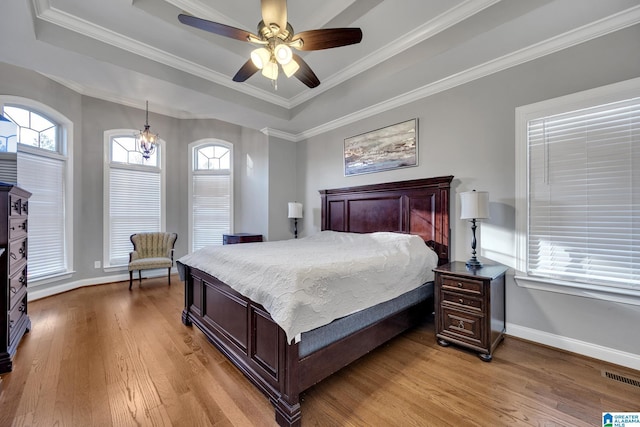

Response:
(129, 257), (173, 271)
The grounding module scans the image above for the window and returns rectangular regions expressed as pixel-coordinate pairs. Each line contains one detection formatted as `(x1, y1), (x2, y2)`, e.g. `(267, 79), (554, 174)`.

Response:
(0, 99), (73, 283)
(189, 141), (232, 252)
(3, 106), (58, 151)
(104, 131), (164, 268)
(515, 78), (640, 300)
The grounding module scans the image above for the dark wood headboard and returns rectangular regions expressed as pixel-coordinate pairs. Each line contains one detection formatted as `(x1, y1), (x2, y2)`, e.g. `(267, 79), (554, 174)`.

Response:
(319, 176), (453, 265)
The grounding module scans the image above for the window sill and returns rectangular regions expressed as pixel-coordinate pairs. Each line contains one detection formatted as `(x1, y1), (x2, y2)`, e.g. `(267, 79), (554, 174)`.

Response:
(29, 271), (75, 287)
(103, 265), (127, 274)
(514, 275), (640, 307)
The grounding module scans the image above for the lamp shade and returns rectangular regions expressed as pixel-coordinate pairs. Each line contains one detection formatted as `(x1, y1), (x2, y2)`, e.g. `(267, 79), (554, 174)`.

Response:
(281, 59), (300, 78)
(460, 190), (490, 220)
(274, 44), (293, 65)
(250, 48), (271, 69)
(261, 61), (279, 80)
(288, 202), (303, 219)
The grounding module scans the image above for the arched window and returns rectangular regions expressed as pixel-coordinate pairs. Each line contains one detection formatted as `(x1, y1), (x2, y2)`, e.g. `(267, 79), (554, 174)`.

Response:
(189, 141), (233, 252)
(0, 99), (73, 282)
(104, 130), (165, 268)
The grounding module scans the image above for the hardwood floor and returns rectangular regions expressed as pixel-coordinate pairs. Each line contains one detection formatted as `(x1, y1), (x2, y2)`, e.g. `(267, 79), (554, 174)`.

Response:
(1, 276), (638, 426)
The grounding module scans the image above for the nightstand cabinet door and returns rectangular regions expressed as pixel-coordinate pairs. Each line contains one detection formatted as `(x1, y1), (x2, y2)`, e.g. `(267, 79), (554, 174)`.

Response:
(0, 184), (32, 374)
(434, 262), (507, 362)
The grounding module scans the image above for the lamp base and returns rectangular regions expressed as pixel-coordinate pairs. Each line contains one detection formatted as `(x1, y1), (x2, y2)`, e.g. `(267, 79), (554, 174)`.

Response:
(465, 257), (483, 269)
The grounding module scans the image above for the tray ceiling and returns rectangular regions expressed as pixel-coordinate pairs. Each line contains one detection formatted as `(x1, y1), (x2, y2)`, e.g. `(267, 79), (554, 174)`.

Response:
(1, 0), (639, 139)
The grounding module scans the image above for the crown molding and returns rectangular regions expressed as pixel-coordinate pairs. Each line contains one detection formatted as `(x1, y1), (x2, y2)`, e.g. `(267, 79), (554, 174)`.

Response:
(260, 127), (298, 142)
(288, 0), (501, 108)
(31, 0), (290, 108)
(288, 4), (640, 141)
(164, 0), (246, 30)
(31, 0), (500, 110)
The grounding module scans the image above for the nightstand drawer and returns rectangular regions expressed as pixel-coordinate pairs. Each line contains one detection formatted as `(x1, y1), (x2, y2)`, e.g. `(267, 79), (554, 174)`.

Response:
(440, 306), (484, 347)
(441, 290), (483, 311)
(441, 275), (484, 296)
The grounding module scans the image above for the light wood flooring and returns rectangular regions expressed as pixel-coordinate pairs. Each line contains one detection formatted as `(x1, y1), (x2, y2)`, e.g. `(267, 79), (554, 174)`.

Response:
(1, 276), (639, 426)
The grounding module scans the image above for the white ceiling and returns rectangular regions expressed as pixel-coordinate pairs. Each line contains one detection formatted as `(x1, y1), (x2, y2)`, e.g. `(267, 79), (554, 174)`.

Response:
(1, 0), (639, 140)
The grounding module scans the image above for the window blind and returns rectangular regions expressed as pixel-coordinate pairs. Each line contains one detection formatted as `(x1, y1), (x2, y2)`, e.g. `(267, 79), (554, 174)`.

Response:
(109, 166), (161, 266)
(17, 151), (66, 280)
(527, 97), (640, 290)
(192, 173), (230, 251)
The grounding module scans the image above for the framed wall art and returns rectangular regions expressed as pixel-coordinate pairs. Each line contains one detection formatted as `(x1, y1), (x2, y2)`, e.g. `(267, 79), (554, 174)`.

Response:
(344, 118), (418, 176)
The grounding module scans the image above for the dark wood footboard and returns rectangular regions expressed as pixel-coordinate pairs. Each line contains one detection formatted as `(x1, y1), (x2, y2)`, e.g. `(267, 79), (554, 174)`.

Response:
(182, 264), (430, 427)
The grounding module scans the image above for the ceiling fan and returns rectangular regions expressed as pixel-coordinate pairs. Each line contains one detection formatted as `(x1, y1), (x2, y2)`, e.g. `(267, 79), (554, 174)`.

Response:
(178, 0), (363, 88)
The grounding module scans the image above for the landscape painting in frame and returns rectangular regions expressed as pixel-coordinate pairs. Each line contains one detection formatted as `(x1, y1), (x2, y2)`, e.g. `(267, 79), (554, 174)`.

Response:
(344, 119), (418, 176)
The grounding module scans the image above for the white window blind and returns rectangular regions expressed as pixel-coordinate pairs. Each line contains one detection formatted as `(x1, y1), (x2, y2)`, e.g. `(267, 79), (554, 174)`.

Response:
(17, 151), (66, 279)
(109, 166), (161, 266)
(192, 173), (230, 250)
(527, 97), (640, 290)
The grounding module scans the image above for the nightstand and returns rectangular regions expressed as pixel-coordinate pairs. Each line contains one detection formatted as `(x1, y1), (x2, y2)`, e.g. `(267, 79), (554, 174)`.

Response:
(433, 261), (508, 361)
(222, 233), (263, 245)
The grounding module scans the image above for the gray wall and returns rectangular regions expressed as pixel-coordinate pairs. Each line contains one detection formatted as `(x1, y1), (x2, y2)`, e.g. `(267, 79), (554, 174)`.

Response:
(0, 65), (271, 293)
(268, 137), (298, 241)
(298, 25), (640, 359)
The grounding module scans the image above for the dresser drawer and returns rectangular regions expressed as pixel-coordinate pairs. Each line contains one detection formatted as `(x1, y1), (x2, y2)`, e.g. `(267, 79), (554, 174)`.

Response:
(9, 238), (28, 273)
(9, 217), (28, 240)
(441, 290), (483, 312)
(9, 266), (28, 310)
(440, 306), (484, 347)
(8, 295), (27, 341)
(441, 275), (484, 296)
(9, 195), (28, 216)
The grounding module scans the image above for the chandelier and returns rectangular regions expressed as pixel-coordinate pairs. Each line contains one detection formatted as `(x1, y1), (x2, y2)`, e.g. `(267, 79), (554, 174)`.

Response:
(135, 101), (159, 159)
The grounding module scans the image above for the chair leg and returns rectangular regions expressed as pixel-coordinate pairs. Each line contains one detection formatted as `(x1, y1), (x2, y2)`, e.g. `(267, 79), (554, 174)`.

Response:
(139, 270), (142, 286)
(129, 271), (133, 290)
(168, 267), (171, 286)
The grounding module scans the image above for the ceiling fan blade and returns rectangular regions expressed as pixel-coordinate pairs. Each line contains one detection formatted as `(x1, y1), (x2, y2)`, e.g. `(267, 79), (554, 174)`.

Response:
(232, 59), (260, 82)
(178, 14), (254, 42)
(261, 0), (287, 32)
(292, 54), (320, 88)
(292, 28), (363, 51)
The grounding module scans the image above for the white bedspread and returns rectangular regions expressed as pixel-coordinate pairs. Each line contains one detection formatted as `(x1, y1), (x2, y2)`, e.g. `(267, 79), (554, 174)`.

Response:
(178, 231), (438, 343)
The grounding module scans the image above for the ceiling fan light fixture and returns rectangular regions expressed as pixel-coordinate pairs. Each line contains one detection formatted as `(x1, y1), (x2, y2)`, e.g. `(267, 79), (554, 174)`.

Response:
(281, 58), (300, 78)
(250, 47), (271, 69)
(261, 60), (279, 80)
(274, 43), (292, 65)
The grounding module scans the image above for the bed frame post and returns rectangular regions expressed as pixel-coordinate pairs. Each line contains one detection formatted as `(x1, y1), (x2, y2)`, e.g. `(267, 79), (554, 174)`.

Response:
(275, 339), (302, 426)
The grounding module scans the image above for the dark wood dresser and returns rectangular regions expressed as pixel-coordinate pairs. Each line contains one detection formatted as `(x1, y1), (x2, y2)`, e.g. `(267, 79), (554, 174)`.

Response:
(0, 184), (31, 374)
(223, 233), (263, 245)
(434, 261), (508, 361)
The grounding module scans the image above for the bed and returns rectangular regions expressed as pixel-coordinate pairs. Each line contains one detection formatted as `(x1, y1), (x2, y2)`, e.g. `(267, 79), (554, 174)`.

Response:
(178, 176), (453, 426)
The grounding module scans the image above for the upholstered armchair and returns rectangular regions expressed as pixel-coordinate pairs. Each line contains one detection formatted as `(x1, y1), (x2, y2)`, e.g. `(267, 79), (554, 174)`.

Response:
(128, 232), (178, 290)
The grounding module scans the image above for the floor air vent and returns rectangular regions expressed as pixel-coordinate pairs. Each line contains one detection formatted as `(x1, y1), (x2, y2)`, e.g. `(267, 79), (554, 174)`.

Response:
(602, 370), (640, 389)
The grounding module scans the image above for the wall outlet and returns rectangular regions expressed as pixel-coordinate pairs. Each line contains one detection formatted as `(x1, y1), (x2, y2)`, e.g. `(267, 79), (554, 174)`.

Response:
(94, 261), (101, 269)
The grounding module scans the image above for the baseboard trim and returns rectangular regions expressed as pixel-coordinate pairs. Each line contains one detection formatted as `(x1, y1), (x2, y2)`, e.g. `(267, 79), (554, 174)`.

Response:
(507, 322), (640, 371)
(28, 268), (177, 301)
